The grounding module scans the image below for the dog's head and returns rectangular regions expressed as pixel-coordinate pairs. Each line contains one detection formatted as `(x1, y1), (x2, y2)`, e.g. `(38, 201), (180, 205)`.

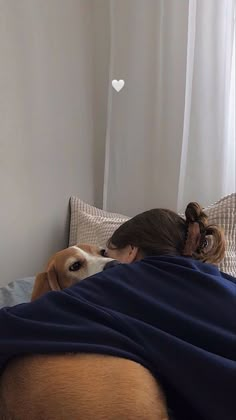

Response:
(31, 244), (119, 301)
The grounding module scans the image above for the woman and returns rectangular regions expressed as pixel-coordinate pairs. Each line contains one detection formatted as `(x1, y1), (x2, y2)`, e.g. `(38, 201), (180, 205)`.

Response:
(0, 203), (235, 420)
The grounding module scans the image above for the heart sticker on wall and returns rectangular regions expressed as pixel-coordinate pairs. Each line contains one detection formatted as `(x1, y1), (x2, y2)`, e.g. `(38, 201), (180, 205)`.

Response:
(112, 79), (125, 92)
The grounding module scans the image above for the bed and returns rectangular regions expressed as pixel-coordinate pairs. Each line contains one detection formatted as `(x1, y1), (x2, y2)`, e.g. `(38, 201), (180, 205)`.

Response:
(0, 193), (235, 308)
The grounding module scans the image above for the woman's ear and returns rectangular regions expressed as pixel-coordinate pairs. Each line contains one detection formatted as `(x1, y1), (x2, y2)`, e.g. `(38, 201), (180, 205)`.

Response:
(125, 245), (140, 263)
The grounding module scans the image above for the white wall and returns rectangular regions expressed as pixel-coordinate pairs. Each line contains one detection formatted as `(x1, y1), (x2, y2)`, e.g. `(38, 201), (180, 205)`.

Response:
(0, 0), (100, 285)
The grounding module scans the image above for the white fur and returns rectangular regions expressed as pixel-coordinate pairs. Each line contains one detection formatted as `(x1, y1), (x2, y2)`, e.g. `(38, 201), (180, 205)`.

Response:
(67, 246), (114, 279)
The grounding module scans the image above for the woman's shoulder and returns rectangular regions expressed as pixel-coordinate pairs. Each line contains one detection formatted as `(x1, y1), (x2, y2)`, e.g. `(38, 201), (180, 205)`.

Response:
(139, 255), (236, 284)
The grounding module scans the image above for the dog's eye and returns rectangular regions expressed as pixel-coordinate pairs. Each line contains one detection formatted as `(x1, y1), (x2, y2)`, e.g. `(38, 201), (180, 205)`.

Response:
(69, 261), (82, 272)
(100, 249), (107, 257)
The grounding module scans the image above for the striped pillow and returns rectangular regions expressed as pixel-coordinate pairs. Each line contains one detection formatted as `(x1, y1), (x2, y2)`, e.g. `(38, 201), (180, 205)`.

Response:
(204, 193), (235, 276)
(69, 197), (129, 248)
(69, 194), (236, 276)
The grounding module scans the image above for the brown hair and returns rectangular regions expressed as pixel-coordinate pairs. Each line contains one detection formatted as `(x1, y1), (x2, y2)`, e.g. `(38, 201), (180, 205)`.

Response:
(107, 202), (225, 265)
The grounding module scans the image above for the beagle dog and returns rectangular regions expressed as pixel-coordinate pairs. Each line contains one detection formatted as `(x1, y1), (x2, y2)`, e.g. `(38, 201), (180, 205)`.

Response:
(31, 244), (119, 301)
(0, 245), (169, 420)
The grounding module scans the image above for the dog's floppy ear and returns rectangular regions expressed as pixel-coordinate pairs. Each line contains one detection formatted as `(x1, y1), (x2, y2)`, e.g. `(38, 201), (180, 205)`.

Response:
(31, 261), (62, 301)
(46, 262), (62, 292)
(31, 272), (51, 301)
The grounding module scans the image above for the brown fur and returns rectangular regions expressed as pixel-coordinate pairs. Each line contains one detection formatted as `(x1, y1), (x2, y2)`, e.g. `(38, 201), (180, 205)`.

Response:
(0, 355), (169, 420)
(0, 245), (169, 419)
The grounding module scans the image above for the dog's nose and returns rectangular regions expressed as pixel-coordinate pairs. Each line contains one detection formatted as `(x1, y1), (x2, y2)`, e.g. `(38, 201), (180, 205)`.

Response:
(103, 260), (121, 271)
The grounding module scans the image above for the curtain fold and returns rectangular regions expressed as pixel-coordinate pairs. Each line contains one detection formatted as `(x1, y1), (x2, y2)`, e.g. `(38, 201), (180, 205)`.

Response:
(103, 0), (235, 215)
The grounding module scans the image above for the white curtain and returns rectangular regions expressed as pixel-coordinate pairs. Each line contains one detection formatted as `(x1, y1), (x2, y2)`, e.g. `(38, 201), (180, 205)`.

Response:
(103, 0), (235, 215)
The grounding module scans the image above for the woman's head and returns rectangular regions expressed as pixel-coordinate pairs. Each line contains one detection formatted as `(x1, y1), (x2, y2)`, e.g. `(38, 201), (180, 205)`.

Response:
(106, 202), (225, 265)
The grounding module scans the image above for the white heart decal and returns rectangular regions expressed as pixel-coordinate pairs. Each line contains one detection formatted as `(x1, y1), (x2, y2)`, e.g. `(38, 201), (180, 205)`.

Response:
(112, 79), (125, 92)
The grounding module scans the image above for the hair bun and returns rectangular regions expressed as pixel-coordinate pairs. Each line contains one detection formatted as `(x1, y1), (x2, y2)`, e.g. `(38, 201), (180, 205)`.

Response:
(185, 202), (207, 226)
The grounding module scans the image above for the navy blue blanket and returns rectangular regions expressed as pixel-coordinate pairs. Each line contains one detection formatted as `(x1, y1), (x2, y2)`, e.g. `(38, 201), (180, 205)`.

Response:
(0, 256), (235, 420)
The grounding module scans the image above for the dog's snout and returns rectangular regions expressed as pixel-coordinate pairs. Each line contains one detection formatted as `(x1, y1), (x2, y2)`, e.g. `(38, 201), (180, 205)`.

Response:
(103, 260), (120, 271)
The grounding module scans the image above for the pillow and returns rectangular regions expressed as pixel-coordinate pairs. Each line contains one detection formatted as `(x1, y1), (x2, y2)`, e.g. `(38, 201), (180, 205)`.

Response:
(0, 277), (35, 309)
(69, 196), (129, 247)
(204, 193), (236, 276)
(69, 194), (236, 276)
